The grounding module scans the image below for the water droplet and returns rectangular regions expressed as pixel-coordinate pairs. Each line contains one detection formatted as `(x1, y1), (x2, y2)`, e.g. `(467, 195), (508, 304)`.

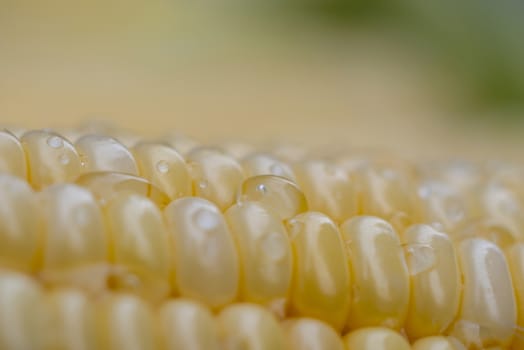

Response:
(47, 136), (63, 149)
(404, 243), (436, 275)
(260, 232), (287, 261)
(193, 208), (219, 231)
(256, 183), (267, 193)
(58, 154), (70, 165)
(156, 160), (169, 174)
(270, 163), (286, 176)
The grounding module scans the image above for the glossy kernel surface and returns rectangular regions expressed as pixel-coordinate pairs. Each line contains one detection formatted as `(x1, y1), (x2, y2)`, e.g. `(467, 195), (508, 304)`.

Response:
(133, 142), (191, 200)
(340, 216), (410, 330)
(164, 197), (239, 308)
(287, 212), (350, 330)
(401, 224), (461, 339)
(225, 202), (292, 313)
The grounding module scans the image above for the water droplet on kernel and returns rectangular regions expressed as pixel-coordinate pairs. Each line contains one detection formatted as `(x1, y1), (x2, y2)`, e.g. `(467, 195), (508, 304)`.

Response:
(156, 160), (169, 174)
(198, 180), (208, 190)
(256, 183), (267, 193)
(47, 136), (63, 149)
(261, 232), (287, 261)
(193, 208), (219, 231)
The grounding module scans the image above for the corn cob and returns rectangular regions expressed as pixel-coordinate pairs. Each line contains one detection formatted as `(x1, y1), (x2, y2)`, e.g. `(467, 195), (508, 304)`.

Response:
(0, 126), (523, 349)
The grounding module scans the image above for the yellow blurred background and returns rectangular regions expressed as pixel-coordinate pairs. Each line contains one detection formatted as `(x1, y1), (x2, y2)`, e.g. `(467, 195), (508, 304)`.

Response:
(1, 0), (523, 160)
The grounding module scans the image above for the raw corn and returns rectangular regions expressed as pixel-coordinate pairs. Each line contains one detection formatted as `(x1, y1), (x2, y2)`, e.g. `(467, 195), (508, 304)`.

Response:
(0, 125), (523, 349)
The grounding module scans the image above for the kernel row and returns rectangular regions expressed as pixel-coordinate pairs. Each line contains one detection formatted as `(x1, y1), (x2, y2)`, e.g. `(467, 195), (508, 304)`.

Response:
(1, 128), (523, 246)
(0, 271), (471, 350)
(1, 173), (523, 348)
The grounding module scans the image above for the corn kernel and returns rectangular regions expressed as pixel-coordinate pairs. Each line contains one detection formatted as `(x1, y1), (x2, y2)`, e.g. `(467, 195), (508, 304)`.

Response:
(158, 299), (219, 350)
(294, 160), (357, 223)
(39, 184), (109, 292)
(0, 272), (46, 350)
(75, 135), (139, 175)
(412, 336), (466, 350)
(45, 289), (98, 350)
(340, 216), (409, 330)
(225, 202), (292, 315)
(187, 148), (244, 210)
(449, 238), (516, 348)
(164, 197), (239, 308)
(287, 212), (351, 330)
(238, 175), (308, 221)
(342, 327), (411, 350)
(133, 142), (191, 200)
(283, 318), (345, 350)
(104, 193), (172, 302)
(0, 174), (41, 272)
(95, 294), (158, 350)
(217, 303), (286, 350)
(401, 224), (461, 339)
(0, 130), (27, 180)
(21, 130), (81, 189)
(242, 153), (296, 181)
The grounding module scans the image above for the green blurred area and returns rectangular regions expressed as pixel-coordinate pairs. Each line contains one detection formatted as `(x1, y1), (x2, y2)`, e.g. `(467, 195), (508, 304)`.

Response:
(266, 0), (524, 119)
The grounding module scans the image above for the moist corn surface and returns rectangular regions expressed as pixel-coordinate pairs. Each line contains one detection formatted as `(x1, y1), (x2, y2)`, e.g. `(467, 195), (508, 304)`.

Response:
(1, 125), (524, 349)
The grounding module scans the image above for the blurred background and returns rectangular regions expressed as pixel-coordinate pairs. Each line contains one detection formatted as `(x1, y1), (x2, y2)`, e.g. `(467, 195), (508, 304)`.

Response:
(1, 0), (523, 160)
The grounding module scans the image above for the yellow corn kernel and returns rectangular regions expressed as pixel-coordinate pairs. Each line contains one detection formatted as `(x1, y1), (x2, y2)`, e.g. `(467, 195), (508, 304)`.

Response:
(164, 197), (239, 308)
(45, 289), (98, 350)
(95, 294), (158, 350)
(75, 134), (139, 175)
(0, 174), (41, 272)
(219, 142), (255, 160)
(467, 182), (524, 245)
(342, 327), (411, 350)
(187, 148), (244, 210)
(0, 272), (45, 350)
(412, 336), (467, 350)
(413, 181), (467, 234)
(242, 153), (296, 181)
(76, 171), (171, 207)
(158, 299), (219, 350)
(356, 165), (413, 231)
(225, 202), (292, 315)
(217, 303), (286, 350)
(294, 160), (357, 223)
(162, 132), (199, 156)
(21, 130), (81, 189)
(238, 175), (308, 221)
(39, 184), (109, 292)
(0, 130), (27, 179)
(340, 216), (410, 330)
(286, 212), (350, 331)
(449, 238), (516, 348)
(283, 318), (345, 350)
(506, 243), (524, 350)
(104, 193), (172, 302)
(133, 142), (191, 200)
(401, 224), (461, 339)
